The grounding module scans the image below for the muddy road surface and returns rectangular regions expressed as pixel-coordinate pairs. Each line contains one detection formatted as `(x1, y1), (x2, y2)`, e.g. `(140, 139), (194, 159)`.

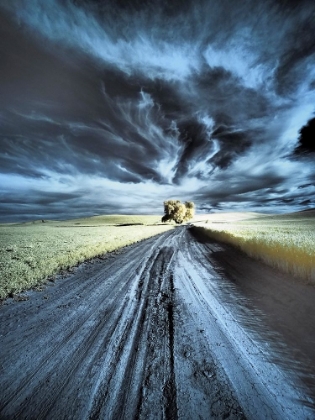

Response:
(1, 226), (315, 419)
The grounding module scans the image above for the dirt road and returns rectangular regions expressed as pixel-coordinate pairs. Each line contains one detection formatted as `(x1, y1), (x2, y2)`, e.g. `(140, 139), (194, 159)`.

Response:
(1, 226), (314, 419)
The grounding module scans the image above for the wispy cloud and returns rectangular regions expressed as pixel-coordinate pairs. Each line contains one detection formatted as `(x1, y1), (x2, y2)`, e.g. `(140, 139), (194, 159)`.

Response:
(0, 0), (315, 221)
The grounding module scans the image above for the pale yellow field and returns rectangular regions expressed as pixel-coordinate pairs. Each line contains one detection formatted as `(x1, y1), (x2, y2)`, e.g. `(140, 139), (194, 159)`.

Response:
(0, 215), (173, 299)
(194, 210), (315, 284)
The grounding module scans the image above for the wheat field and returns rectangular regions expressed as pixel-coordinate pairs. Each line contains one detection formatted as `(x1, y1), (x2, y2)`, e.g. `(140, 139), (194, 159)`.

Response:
(0, 215), (173, 299)
(194, 210), (315, 284)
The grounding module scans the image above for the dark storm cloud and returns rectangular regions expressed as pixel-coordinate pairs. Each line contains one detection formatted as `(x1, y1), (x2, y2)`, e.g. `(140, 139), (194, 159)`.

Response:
(294, 117), (315, 154)
(0, 0), (315, 221)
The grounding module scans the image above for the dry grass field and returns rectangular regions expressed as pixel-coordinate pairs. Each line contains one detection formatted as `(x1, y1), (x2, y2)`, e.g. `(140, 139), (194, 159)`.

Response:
(0, 215), (174, 299)
(194, 209), (315, 284)
(2, 210), (314, 300)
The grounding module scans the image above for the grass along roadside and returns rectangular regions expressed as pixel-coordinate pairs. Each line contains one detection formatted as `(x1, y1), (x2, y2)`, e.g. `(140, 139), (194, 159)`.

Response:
(193, 210), (315, 284)
(0, 215), (174, 300)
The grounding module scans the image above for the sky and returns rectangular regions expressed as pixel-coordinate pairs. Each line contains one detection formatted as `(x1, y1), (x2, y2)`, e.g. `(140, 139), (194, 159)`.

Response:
(0, 0), (315, 222)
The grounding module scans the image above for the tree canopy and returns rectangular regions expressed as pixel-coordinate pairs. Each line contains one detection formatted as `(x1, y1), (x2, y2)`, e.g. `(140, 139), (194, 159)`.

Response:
(162, 200), (195, 224)
(295, 117), (315, 154)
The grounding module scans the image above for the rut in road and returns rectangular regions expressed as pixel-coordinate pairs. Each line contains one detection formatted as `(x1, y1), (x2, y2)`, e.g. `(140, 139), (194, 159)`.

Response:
(0, 226), (313, 419)
(88, 246), (178, 420)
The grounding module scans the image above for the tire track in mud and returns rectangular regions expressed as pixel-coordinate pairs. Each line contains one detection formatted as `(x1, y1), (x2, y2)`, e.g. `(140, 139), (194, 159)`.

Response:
(0, 230), (178, 419)
(163, 273), (178, 420)
(87, 249), (172, 420)
(135, 249), (179, 420)
(0, 226), (314, 419)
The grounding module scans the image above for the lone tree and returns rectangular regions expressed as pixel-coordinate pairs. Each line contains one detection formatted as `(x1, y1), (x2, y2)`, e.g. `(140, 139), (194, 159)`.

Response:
(162, 200), (195, 224)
